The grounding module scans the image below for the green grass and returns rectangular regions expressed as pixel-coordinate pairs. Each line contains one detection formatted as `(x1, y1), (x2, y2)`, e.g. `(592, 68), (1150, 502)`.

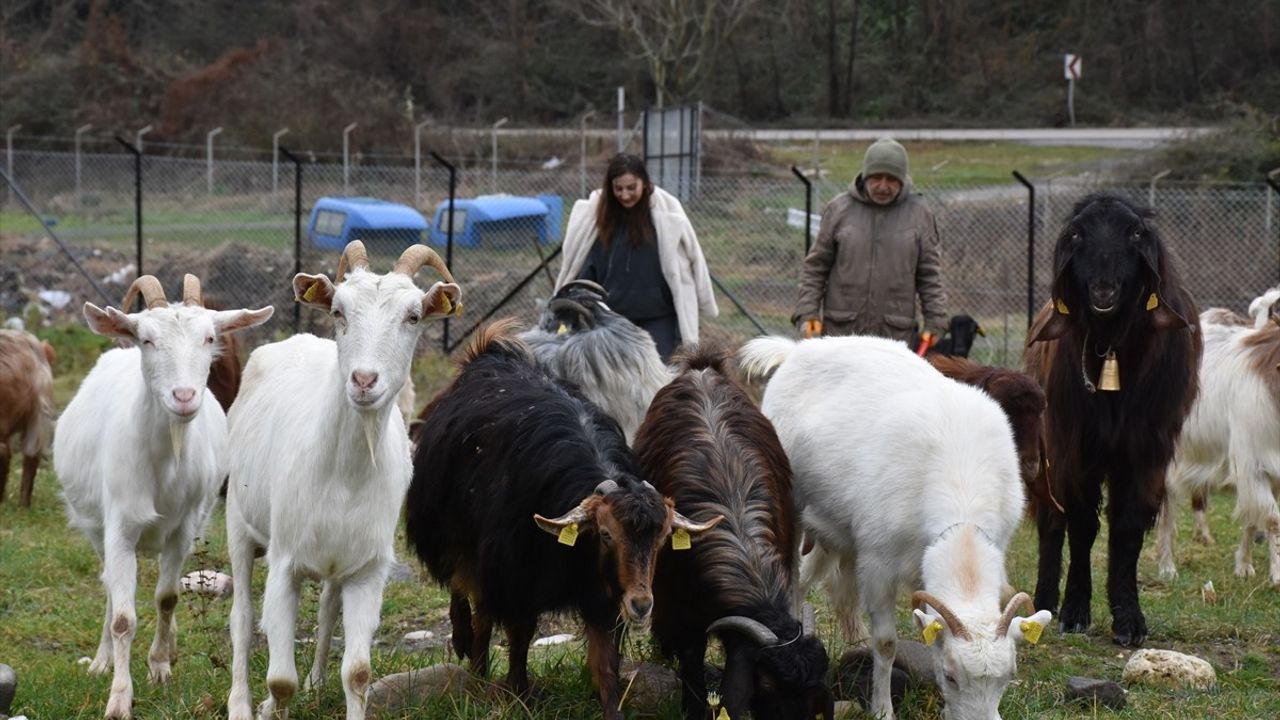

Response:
(770, 141), (1135, 188)
(2, 329), (1277, 719)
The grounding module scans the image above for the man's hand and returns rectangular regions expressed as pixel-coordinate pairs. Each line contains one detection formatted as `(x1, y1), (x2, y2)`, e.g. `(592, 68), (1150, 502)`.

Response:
(800, 318), (823, 339)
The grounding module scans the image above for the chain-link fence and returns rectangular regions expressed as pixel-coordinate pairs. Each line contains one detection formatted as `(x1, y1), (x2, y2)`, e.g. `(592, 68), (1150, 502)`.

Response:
(3, 139), (1276, 367)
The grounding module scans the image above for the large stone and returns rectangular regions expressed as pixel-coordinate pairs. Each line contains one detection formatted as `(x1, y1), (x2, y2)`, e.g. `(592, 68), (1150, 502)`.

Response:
(834, 645), (924, 709)
(0, 663), (15, 716)
(1065, 676), (1127, 709)
(366, 663), (480, 716)
(619, 660), (679, 714)
(1122, 649), (1217, 691)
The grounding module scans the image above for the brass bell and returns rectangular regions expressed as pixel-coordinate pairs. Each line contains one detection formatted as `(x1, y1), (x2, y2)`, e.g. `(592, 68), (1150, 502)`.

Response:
(1099, 351), (1121, 392)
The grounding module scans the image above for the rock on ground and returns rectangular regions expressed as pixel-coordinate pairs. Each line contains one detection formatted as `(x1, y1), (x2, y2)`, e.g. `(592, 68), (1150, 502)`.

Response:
(366, 663), (480, 716)
(1122, 649), (1217, 691)
(1065, 676), (1127, 709)
(0, 663), (15, 716)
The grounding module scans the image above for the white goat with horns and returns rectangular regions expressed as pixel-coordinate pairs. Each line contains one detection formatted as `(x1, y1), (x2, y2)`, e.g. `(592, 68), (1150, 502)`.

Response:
(54, 274), (273, 719)
(225, 241), (461, 720)
(740, 335), (1051, 720)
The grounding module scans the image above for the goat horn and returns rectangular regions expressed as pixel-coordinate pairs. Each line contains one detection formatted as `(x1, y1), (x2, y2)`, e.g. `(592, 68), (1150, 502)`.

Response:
(802, 602), (817, 636)
(560, 279), (609, 300)
(671, 510), (724, 533)
(911, 591), (972, 641)
(181, 274), (203, 306)
(534, 500), (592, 530)
(393, 244), (457, 284)
(708, 616), (780, 646)
(121, 275), (168, 312)
(335, 240), (370, 283)
(593, 479), (619, 496)
(548, 299), (595, 329)
(996, 592), (1036, 638)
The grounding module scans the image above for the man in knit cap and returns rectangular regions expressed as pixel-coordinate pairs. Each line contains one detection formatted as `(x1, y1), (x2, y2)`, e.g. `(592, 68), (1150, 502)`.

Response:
(792, 137), (948, 345)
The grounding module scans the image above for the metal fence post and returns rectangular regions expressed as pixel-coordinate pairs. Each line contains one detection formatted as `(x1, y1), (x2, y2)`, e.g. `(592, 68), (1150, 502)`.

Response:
(791, 165), (813, 254)
(115, 136), (144, 279)
(5, 125), (19, 205)
(414, 120), (430, 209)
(343, 122), (357, 195)
(279, 146), (303, 332)
(135, 125), (152, 154)
(1012, 171), (1036, 329)
(75, 124), (92, 204)
(579, 110), (595, 198)
(206, 127), (223, 195)
(272, 128), (289, 197)
(490, 117), (508, 193)
(430, 151), (457, 352)
(1267, 168), (1280, 284)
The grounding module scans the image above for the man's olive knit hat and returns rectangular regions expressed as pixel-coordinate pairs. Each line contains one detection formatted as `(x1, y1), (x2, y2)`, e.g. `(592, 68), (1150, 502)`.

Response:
(861, 137), (909, 182)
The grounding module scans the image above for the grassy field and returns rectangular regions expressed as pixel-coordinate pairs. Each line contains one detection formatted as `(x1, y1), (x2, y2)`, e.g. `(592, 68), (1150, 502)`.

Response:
(768, 141), (1135, 188)
(1, 327), (1277, 719)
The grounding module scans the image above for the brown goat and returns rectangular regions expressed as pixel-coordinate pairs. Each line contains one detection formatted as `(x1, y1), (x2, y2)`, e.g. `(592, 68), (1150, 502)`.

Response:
(927, 354), (1047, 506)
(1024, 194), (1201, 647)
(0, 329), (56, 507)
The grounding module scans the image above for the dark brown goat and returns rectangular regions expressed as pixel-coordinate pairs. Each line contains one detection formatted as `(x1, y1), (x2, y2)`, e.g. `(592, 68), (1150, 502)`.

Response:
(1024, 194), (1201, 647)
(405, 321), (719, 720)
(637, 344), (833, 720)
(0, 329), (55, 507)
(927, 354), (1046, 506)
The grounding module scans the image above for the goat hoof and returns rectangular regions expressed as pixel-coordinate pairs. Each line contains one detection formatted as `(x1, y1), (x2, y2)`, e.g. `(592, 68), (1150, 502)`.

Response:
(1111, 612), (1147, 647)
(147, 661), (172, 684)
(1057, 603), (1091, 634)
(105, 690), (133, 719)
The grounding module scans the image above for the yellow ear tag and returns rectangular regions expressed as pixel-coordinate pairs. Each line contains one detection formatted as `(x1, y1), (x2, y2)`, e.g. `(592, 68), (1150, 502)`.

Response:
(1055, 298), (1070, 315)
(557, 323), (568, 335)
(439, 294), (453, 315)
(1146, 293), (1159, 311)
(672, 528), (692, 551)
(1019, 619), (1044, 645)
(302, 280), (320, 303)
(716, 707), (730, 720)
(557, 523), (579, 547)
(922, 619), (943, 646)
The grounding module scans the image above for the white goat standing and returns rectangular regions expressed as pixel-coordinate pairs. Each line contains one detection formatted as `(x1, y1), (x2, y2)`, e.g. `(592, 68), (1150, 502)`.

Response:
(1157, 288), (1280, 585)
(225, 241), (461, 720)
(53, 275), (272, 719)
(740, 335), (1050, 720)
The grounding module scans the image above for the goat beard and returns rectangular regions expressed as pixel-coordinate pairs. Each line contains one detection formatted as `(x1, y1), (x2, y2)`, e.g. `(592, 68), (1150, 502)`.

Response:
(362, 414), (380, 470)
(169, 421), (186, 462)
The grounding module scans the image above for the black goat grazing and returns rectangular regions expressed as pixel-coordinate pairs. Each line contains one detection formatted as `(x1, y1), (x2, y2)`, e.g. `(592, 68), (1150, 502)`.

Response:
(636, 344), (833, 720)
(520, 279), (671, 444)
(929, 314), (984, 357)
(1024, 193), (1201, 647)
(405, 320), (718, 720)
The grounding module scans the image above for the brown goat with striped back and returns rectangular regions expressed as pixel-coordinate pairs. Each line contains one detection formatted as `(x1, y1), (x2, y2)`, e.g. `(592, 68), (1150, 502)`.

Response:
(636, 344), (834, 720)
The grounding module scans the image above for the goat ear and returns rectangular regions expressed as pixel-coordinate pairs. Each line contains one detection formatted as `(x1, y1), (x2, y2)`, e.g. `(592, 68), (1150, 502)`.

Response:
(293, 273), (335, 310)
(213, 306), (275, 335)
(912, 609), (945, 646)
(83, 302), (135, 339)
(1028, 301), (1070, 344)
(1007, 609), (1052, 645)
(421, 282), (463, 320)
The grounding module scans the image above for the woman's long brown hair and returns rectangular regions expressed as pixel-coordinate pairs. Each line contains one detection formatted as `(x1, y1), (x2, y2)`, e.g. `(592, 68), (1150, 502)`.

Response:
(594, 153), (655, 248)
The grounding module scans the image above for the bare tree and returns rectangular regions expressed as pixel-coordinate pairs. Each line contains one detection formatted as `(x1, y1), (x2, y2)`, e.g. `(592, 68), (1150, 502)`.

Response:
(560, 0), (758, 106)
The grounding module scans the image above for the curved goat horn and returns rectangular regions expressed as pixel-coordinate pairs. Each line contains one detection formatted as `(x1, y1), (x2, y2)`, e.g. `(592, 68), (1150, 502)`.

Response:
(593, 479), (619, 496)
(996, 592), (1036, 638)
(121, 275), (168, 312)
(393, 244), (456, 284)
(802, 602), (817, 636)
(548, 299), (595, 329)
(911, 591), (972, 641)
(708, 616), (780, 646)
(560, 279), (609, 300)
(335, 240), (370, 283)
(181, 274), (203, 306)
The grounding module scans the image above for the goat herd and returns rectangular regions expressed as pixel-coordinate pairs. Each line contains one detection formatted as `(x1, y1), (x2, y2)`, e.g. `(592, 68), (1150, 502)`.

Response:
(0, 192), (1277, 720)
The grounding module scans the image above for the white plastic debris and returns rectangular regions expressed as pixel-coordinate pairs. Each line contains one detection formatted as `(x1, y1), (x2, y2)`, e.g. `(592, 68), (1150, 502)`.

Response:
(532, 633), (575, 647)
(37, 289), (72, 309)
(180, 570), (233, 597)
(103, 264), (136, 285)
(77, 656), (92, 665)
(541, 156), (564, 170)
(3, 317), (23, 330)
(403, 630), (435, 642)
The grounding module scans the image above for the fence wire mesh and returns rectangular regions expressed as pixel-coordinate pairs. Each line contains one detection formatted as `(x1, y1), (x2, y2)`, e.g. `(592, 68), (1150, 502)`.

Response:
(2, 143), (1276, 367)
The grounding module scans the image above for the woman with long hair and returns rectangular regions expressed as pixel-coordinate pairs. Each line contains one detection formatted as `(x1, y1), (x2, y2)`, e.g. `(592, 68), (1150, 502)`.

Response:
(555, 153), (718, 360)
